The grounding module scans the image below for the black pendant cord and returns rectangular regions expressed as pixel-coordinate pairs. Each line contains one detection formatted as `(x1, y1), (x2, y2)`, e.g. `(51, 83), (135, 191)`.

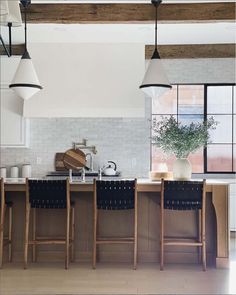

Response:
(155, 3), (158, 51)
(8, 23), (12, 56)
(21, 0), (31, 58)
(24, 4), (27, 53)
(151, 0), (161, 59)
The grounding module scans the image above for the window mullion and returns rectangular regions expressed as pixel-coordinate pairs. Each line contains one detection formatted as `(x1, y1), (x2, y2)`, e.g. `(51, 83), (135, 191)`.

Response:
(204, 85), (208, 173)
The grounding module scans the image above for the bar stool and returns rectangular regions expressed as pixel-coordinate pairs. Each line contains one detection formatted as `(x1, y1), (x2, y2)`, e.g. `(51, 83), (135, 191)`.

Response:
(24, 178), (75, 269)
(93, 179), (138, 269)
(160, 179), (206, 271)
(0, 178), (13, 268)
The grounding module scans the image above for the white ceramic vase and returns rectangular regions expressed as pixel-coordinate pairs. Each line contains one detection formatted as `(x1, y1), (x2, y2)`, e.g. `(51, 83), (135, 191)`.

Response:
(173, 158), (192, 180)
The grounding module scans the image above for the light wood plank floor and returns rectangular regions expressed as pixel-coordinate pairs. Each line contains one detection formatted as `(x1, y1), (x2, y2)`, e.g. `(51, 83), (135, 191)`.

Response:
(0, 237), (235, 295)
(0, 262), (233, 295)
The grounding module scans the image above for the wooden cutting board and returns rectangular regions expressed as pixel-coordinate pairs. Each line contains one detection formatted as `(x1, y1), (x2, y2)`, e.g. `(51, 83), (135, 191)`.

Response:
(55, 153), (66, 171)
(63, 148), (86, 170)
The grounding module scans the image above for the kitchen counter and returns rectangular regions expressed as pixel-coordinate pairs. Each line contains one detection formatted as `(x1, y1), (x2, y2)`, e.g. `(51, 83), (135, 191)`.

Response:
(3, 178), (229, 268)
(4, 177), (232, 188)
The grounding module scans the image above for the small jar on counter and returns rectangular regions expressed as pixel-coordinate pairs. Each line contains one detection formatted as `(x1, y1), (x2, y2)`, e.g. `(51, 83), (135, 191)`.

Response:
(10, 166), (19, 178)
(22, 164), (32, 178)
(0, 167), (7, 179)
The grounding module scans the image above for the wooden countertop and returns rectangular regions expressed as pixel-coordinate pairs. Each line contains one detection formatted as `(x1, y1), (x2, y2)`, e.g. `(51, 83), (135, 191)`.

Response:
(3, 178), (230, 193)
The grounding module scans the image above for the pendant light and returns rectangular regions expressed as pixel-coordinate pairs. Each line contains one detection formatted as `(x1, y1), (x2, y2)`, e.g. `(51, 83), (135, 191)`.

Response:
(140, 0), (171, 99)
(9, 0), (42, 100)
(0, 0), (22, 57)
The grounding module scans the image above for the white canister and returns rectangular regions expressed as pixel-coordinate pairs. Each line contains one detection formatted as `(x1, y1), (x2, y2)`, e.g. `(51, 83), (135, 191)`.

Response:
(10, 166), (19, 178)
(22, 164), (32, 178)
(0, 167), (7, 179)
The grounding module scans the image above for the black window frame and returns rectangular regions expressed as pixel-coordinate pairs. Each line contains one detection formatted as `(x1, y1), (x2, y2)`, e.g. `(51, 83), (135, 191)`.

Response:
(151, 83), (236, 174)
(204, 83), (235, 174)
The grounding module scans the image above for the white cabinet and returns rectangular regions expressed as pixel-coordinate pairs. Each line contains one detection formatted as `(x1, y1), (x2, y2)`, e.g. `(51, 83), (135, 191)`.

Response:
(0, 88), (29, 147)
(0, 57), (29, 147)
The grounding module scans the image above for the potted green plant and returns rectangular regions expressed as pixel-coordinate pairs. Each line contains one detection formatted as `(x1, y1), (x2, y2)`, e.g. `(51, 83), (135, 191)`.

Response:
(152, 116), (217, 179)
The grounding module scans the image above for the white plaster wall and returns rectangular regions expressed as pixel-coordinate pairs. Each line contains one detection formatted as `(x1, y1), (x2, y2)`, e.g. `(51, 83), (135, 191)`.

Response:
(161, 58), (236, 84)
(23, 43), (145, 118)
(24, 52), (236, 118)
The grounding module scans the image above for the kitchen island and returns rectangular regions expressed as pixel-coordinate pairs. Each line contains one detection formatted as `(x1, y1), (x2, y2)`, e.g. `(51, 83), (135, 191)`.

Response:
(4, 178), (229, 268)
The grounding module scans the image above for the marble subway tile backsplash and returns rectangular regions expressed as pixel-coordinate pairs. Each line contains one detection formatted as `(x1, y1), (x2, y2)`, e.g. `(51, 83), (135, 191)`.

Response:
(0, 118), (151, 178)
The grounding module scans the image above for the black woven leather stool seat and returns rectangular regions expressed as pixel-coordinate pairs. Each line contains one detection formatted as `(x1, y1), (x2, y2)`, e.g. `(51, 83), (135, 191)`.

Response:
(28, 179), (71, 209)
(164, 180), (203, 210)
(96, 180), (135, 210)
(24, 178), (75, 269)
(30, 200), (75, 209)
(5, 201), (13, 207)
(0, 198), (13, 208)
(93, 179), (138, 269)
(160, 179), (207, 271)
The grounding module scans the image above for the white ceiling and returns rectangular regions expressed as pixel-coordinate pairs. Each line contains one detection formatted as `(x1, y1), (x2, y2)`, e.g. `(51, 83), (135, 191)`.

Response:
(1, 22), (235, 45)
(0, 0), (235, 46)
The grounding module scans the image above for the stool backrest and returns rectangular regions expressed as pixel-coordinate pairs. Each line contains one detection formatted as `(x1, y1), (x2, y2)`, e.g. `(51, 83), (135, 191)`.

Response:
(161, 179), (206, 210)
(94, 179), (137, 210)
(0, 178), (4, 208)
(26, 179), (70, 209)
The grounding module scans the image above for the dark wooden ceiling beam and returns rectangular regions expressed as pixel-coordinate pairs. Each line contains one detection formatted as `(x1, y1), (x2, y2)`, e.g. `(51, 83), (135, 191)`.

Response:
(145, 44), (236, 59)
(22, 3), (235, 24)
(1, 43), (235, 59)
(0, 44), (24, 56)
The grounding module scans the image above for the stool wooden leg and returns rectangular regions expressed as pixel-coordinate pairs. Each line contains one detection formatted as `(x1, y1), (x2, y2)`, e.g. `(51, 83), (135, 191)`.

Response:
(202, 240), (206, 271)
(202, 180), (207, 271)
(160, 195), (164, 271)
(8, 206), (13, 262)
(24, 204), (30, 269)
(133, 205), (138, 270)
(160, 180), (165, 270)
(70, 207), (75, 262)
(93, 209), (97, 269)
(65, 208), (70, 269)
(202, 208), (206, 271)
(197, 210), (202, 264)
(0, 204), (5, 268)
(160, 211), (164, 271)
(32, 208), (37, 262)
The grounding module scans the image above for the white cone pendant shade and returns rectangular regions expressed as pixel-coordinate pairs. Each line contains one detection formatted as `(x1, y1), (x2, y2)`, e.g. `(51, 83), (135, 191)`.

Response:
(9, 51), (42, 100)
(9, 0), (42, 100)
(140, 0), (171, 99)
(140, 50), (172, 99)
(0, 0), (22, 26)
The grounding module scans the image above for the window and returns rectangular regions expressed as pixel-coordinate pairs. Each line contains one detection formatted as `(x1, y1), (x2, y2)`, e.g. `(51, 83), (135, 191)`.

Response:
(205, 85), (235, 172)
(151, 84), (236, 173)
